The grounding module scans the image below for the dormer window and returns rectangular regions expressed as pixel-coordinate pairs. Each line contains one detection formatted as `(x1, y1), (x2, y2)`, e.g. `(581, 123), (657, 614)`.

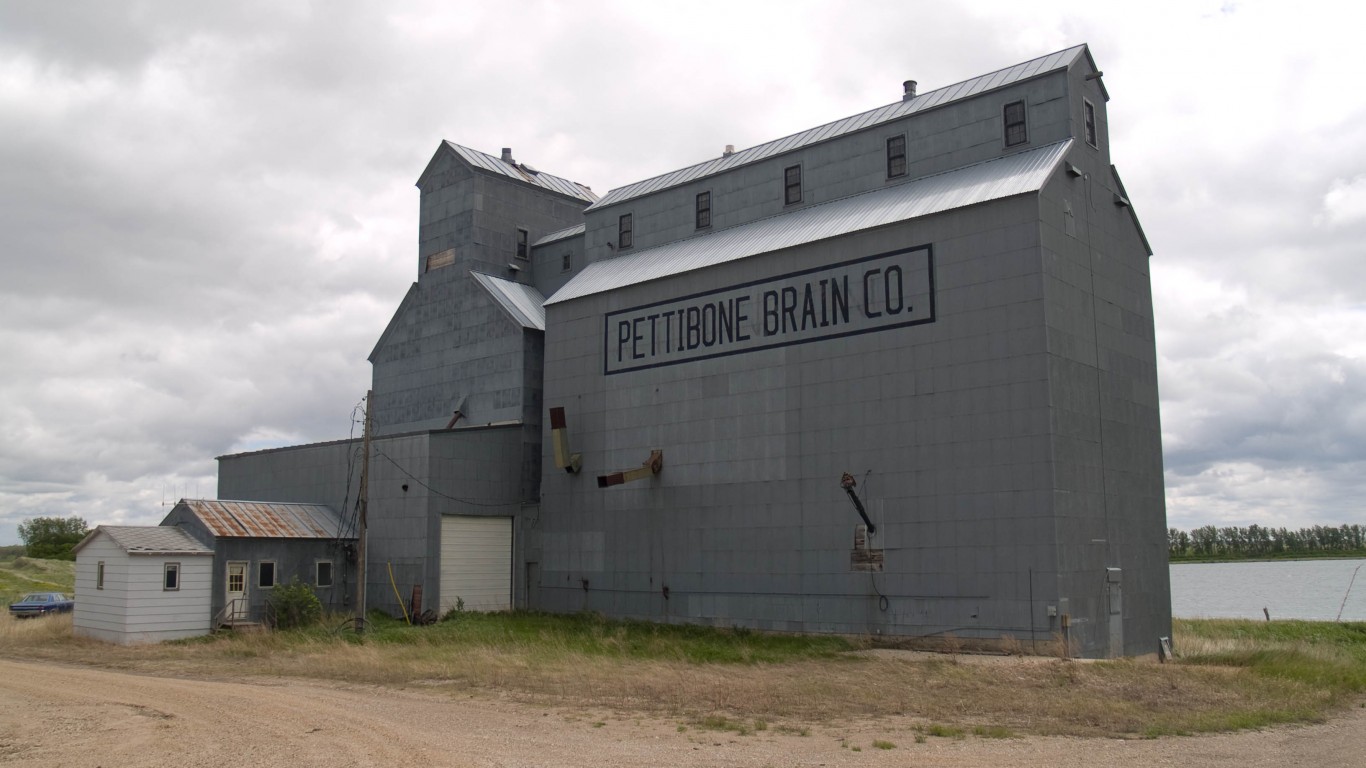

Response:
(784, 165), (802, 205)
(618, 213), (633, 250)
(887, 134), (907, 178)
(1004, 101), (1028, 147)
(515, 228), (529, 259)
(1083, 99), (1098, 148)
(695, 191), (711, 229)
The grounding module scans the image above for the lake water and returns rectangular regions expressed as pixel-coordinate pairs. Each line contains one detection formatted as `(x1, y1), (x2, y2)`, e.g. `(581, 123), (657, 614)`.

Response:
(1170, 558), (1366, 621)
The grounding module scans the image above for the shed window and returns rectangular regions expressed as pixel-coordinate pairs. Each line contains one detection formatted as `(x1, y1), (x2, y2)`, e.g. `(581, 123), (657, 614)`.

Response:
(784, 165), (802, 205)
(163, 563), (180, 591)
(96, 561), (105, 590)
(561, 252), (572, 272)
(887, 134), (907, 178)
(316, 561), (334, 588)
(1083, 99), (1098, 148)
(618, 214), (633, 250)
(515, 228), (529, 259)
(1004, 101), (1028, 147)
(258, 561), (276, 589)
(695, 191), (711, 229)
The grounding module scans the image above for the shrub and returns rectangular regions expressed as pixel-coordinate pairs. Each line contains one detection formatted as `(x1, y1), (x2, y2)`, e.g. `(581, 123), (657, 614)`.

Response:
(267, 579), (322, 629)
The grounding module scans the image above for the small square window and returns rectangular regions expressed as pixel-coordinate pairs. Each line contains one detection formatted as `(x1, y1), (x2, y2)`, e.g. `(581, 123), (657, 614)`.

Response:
(695, 191), (711, 229)
(96, 561), (105, 590)
(316, 561), (334, 588)
(515, 228), (529, 259)
(561, 252), (572, 272)
(1083, 99), (1098, 148)
(618, 214), (633, 250)
(258, 561), (276, 589)
(164, 563), (180, 591)
(1004, 101), (1028, 147)
(784, 165), (802, 205)
(887, 135), (907, 178)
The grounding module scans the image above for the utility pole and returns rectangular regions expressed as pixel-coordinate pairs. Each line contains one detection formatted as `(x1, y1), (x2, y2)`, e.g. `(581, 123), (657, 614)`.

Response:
(356, 389), (372, 633)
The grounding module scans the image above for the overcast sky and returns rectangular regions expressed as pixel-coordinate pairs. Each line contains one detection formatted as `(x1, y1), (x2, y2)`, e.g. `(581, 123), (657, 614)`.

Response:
(2, 1), (1362, 545)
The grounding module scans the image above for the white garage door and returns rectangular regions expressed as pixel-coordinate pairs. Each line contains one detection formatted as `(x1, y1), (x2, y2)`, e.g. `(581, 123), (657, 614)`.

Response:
(439, 515), (512, 612)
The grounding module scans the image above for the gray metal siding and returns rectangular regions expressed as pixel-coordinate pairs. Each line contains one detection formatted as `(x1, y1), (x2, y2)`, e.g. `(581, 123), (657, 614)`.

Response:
(541, 200), (1063, 642)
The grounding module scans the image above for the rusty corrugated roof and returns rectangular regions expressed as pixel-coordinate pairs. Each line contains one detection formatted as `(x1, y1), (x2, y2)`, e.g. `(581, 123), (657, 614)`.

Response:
(177, 499), (348, 539)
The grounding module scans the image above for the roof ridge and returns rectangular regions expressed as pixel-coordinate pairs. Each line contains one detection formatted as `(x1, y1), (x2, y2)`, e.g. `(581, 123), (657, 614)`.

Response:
(586, 45), (1087, 212)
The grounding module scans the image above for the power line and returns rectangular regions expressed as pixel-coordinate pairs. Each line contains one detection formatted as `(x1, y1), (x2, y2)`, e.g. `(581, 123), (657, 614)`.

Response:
(371, 448), (519, 508)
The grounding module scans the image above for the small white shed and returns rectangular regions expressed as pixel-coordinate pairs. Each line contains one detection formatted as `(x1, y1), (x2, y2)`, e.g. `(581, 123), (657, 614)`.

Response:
(73, 525), (214, 645)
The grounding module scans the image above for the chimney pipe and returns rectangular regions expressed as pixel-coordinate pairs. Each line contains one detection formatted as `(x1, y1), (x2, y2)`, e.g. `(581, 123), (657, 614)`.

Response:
(723, 144), (735, 157)
(902, 80), (917, 101)
(501, 147), (514, 164)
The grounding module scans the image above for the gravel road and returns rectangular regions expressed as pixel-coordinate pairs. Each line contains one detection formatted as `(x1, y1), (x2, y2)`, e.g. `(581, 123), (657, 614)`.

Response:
(1, 659), (1363, 767)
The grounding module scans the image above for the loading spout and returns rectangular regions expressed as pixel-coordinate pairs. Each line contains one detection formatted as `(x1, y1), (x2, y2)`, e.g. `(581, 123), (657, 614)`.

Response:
(549, 407), (582, 474)
(598, 450), (664, 488)
(840, 472), (875, 534)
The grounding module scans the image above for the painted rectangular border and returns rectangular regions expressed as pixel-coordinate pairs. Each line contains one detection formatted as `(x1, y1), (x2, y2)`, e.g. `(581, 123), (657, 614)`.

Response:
(603, 244), (935, 375)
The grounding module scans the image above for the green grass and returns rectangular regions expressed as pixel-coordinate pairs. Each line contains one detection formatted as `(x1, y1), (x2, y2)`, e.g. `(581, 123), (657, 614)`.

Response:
(0, 556), (75, 603)
(1176, 620), (1366, 691)
(971, 725), (1014, 738)
(920, 724), (965, 739)
(355, 610), (854, 664)
(1170, 551), (1366, 563)
(872, 739), (895, 749)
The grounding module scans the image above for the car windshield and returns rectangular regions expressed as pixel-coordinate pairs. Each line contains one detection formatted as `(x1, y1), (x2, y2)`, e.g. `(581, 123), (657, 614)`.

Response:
(21, 594), (51, 603)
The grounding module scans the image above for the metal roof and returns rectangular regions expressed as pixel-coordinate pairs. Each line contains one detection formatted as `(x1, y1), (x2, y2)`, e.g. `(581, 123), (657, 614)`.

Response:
(471, 272), (546, 331)
(444, 142), (598, 203)
(547, 139), (1072, 306)
(586, 45), (1089, 212)
(174, 499), (349, 539)
(534, 223), (586, 246)
(75, 525), (213, 556)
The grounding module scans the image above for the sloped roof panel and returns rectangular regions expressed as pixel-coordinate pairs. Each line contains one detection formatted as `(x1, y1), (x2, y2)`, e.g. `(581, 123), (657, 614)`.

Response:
(534, 223), (586, 246)
(177, 499), (348, 539)
(586, 45), (1088, 212)
(444, 142), (598, 203)
(78, 525), (213, 556)
(471, 272), (547, 331)
(547, 140), (1071, 306)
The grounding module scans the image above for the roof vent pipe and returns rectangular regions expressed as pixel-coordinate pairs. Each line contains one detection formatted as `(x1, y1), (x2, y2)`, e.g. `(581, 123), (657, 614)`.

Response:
(501, 147), (514, 164)
(902, 80), (917, 101)
(723, 144), (735, 157)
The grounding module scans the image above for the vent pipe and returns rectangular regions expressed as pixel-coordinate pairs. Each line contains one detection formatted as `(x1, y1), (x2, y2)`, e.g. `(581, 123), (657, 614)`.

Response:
(902, 80), (917, 101)
(500, 147), (514, 164)
(723, 144), (735, 157)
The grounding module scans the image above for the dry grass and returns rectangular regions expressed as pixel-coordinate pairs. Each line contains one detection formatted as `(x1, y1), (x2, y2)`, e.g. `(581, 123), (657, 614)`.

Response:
(3, 612), (1363, 739)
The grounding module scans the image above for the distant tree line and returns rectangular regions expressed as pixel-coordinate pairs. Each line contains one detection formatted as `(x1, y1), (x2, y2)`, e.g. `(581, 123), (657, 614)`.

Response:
(17, 516), (89, 560)
(1169, 524), (1366, 559)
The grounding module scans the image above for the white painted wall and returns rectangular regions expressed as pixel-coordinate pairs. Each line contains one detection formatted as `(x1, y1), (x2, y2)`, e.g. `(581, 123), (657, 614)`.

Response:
(73, 531), (213, 645)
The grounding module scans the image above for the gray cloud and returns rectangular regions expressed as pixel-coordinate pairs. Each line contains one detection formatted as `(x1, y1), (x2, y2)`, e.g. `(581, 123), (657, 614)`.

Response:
(2, 1), (1364, 544)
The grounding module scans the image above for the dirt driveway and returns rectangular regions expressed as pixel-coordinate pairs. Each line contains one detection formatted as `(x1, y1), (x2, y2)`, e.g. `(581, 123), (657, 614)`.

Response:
(1, 659), (1363, 767)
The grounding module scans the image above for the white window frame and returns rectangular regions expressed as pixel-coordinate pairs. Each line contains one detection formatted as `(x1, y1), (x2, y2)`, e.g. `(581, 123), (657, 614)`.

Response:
(316, 560), (334, 588)
(163, 562), (180, 592)
(96, 560), (105, 590)
(257, 560), (277, 590)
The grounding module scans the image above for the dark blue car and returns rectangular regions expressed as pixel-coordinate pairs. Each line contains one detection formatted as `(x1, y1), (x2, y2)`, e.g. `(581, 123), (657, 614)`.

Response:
(8, 592), (74, 618)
